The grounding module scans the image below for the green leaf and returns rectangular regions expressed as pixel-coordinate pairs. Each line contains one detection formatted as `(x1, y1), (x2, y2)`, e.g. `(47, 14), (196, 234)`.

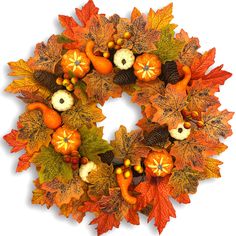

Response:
(57, 35), (74, 44)
(79, 126), (113, 162)
(154, 26), (185, 63)
(31, 146), (73, 184)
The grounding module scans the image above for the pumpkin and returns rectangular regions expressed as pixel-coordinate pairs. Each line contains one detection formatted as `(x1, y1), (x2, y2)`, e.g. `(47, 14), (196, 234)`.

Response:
(169, 122), (191, 140)
(113, 49), (135, 70)
(61, 49), (90, 78)
(133, 53), (161, 82)
(51, 90), (74, 112)
(144, 150), (173, 177)
(51, 127), (81, 155)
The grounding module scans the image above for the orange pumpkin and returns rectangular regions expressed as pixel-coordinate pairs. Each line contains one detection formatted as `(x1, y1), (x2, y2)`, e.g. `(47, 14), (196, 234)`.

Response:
(51, 127), (81, 155)
(133, 53), (161, 82)
(61, 49), (90, 78)
(144, 150), (173, 177)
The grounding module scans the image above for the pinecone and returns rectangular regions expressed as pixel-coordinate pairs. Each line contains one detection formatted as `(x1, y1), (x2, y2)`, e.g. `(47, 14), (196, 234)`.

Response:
(113, 68), (137, 85)
(160, 61), (180, 85)
(33, 70), (64, 92)
(144, 126), (169, 147)
(99, 150), (114, 165)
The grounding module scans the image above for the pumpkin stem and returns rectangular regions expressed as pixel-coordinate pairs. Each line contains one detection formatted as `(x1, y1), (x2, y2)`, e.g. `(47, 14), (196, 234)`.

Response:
(27, 102), (62, 130)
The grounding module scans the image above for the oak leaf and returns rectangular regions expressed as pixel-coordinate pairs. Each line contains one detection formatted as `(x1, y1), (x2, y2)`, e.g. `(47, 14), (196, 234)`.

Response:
(191, 48), (216, 80)
(83, 70), (122, 106)
(135, 176), (176, 234)
(201, 106), (234, 141)
(62, 101), (105, 130)
(18, 110), (53, 154)
(111, 125), (150, 166)
(75, 0), (99, 26)
(147, 3), (175, 30)
(168, 167), (200, 198)
(176, 29), (201, 66)
(41, 177), (85, 207)
(31, 146), (73, 184)
(114, 16), (160, 54)
(79, 126), (113, 162)
(28, 35), (63, 73)
(87, 163), (117, 198)
(187, 79), (219, 112)
(154, 26), (185, 63)
(5, 59), (51, 98)
(151, 84), (187, 129)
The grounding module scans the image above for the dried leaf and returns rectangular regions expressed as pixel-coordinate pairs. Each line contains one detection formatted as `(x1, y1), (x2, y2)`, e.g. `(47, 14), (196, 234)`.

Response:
(201, 107), (234, 141)
(191, 48), (216, 79)
(8, 59), (33, 77)
(42, 177), (84, 207)
(169, 167), (200, 198)
(18, 110), (53, 154)
(75, 0), (99, 26)
(147, 3), (175, 30)
(154, 26), (185, 63)
(28, 35), (63, 73)
(83, 70), (122, 106)
(135, 176), (176, 234)
(79, 126), (113, 162)
(31, 146), (73, 184)
(17, 90), (50, 105)
(131, 7), (142, 22)
(151, 84), (188, 129)
(87, 163), (117, 198)
(62, 101), (105, 130)
(111, 125), (150, 166)
(16, 153), (32, 172)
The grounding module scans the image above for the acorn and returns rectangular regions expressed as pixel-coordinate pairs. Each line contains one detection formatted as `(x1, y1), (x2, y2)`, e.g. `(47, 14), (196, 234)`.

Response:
(144, 126), (169, 147)
(99, 150), (114, 165)
(113, 68), (137, 85)
(160, 61), (180, 85)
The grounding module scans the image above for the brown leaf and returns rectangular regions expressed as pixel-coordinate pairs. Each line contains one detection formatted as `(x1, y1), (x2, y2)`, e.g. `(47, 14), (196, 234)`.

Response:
(28, 35), (63, 73)
(83, 70), (122, 106)
(111, 125), (150, 165)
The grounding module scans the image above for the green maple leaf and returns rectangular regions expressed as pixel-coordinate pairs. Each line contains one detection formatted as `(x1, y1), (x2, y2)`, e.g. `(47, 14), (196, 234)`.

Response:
(31, 146), (73, 184)
(154, 26), (185, 63)
(79, 126), (113, 162)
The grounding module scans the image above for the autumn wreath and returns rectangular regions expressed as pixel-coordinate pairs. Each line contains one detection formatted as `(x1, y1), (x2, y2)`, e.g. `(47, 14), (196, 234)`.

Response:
(3, 0), (234, 235)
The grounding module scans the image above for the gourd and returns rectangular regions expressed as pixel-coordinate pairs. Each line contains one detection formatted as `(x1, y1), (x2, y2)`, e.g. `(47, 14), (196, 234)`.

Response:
(61, 49), (90, 78)
(27, 102), (62, 130)
(51, 127), (81, 155)
(144, 150), (173, 177)
(85, 40), (113, 75)
(133, 53), (161, 82)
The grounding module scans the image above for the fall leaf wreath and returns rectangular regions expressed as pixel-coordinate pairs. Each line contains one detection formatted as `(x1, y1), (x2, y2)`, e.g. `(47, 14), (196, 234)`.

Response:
(3, 0), (234, 235)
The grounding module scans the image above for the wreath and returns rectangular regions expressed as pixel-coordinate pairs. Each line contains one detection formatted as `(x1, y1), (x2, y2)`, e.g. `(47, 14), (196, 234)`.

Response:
(4, 1), (234, 235)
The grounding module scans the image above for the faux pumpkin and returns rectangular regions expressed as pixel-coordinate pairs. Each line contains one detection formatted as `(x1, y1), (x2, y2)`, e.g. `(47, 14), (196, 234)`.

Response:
(61, 49), (90, 78)
(51, 127), (81, 155)
(144, 150), (173, 177)
(113, 49), (135, 70)
(133, 53), (161, 82)
(51, 90), (74, 112)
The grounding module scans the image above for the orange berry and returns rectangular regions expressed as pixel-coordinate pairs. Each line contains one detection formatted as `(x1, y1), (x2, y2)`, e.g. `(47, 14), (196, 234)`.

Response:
(62, 79), (70, 87)
(64, 156), (71, 163)
(71, 157), (79, 164)
(71, 77), (79, 85)
(134, 165), (141, 172)
(103, 52), (110, 59)
(116, 38), (124, 46)
(114, 45), (121, 50)
(56, 77), (63, 85)
(191, 111), (199, 119)
(64, 73), (70, 79)
(71, 150), (79, 157)
(108, 41), (115, 49)
(123, 32), (132, 39)
(124, 170), (131, 179)
(181, 108), (191, 117)
(197, 120), (204, 128)
(138, 167), (144, 174)
(116, 167), (123, 175)
(184, 122), (192, 129)
(80, 157), (89, 165)
(66, 84), (74, 91)
(124, 159), (131, 167)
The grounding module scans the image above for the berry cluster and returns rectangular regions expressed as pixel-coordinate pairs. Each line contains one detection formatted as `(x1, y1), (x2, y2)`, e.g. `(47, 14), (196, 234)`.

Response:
(63, 151), (89, 170)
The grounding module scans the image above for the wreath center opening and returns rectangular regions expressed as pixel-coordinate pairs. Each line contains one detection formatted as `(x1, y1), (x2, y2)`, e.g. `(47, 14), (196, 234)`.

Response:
(97, 93), (142, 141)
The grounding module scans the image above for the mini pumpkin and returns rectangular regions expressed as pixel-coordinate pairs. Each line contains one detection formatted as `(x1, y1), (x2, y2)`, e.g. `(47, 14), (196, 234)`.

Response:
(133, 53), (161, 82)
(51, 127), (81, 155)
(61, 49), (90, 78)
(114, 49), (135, 70)
(51, 90), (74, 112)
(79, 161), (97, 183)
(169, 122), (191, 140)
(144, 150), (173, 177)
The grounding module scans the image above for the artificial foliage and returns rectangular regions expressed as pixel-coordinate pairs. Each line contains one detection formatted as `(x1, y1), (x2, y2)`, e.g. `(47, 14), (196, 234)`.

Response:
(3, 1), (234, 235)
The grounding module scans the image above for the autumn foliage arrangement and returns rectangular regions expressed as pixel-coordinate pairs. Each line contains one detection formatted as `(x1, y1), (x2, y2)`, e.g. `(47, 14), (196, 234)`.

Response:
(3, 0), (234, 235)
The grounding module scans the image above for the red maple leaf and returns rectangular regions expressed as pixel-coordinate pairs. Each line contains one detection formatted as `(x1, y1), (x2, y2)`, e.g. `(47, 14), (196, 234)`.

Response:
(135, 175), (176, 234)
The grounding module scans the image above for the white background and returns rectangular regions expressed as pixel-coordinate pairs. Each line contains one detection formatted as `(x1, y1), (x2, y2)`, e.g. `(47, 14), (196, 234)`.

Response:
(0, 0), (236, 235)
